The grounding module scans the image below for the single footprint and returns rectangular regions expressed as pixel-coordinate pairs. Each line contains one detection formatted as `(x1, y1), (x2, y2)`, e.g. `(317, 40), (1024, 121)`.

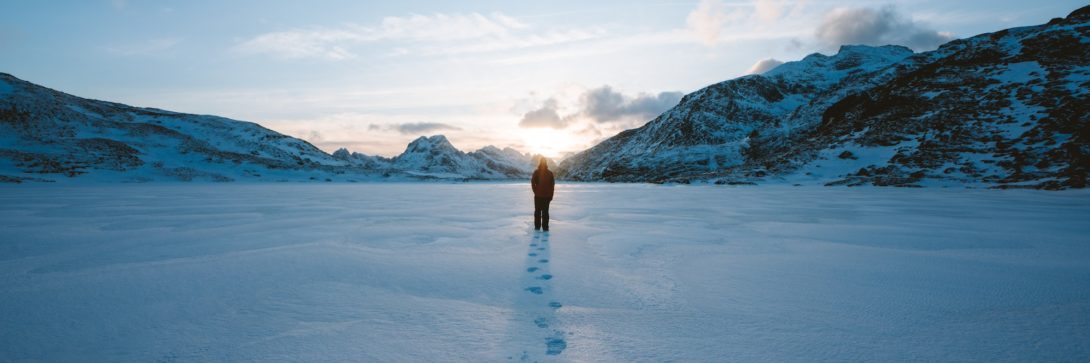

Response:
(546, 338), (567, 355)
(548, 301), (562, 309)
(526, 287), (543, 295)
(533, 317), (548, 328)
(529, 253), (537, 257)
(530, 243), (537, 247)
(538, 274), (553, 280)
(527, 267), (539, 273)
(538, 259), (549, 263)
(537, 247), (545, 251)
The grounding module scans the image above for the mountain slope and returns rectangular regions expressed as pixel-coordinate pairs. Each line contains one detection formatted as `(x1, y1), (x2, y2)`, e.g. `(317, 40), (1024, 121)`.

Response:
(559, 5), (1090, 189)
(0, 74), (541, 182)
(389, 135), (538, 179)
(796, 11), (1090, 189)
(558, 45), (915, 182)
(0, 73), (365, 182)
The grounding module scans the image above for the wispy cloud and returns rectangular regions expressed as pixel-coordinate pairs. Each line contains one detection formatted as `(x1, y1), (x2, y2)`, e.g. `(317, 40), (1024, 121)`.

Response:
(235, 12), (602, 60)
(685, 0), (809, 47)
(686, 0), (734, 46)
(235, 29), (358, 60)
(369, 121), (463, 135)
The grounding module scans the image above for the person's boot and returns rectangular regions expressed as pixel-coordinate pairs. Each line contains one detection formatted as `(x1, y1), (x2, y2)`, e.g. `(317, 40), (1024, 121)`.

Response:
(543, 225), (549, 232)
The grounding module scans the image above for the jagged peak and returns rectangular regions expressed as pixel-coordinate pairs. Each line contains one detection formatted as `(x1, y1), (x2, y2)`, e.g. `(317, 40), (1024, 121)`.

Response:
(401, 134), (461, 156)
(476, 145), (502, 154)
(406, 134), (452, 147)
(474, 145), (528, 157)
(331, 148), (351, 159)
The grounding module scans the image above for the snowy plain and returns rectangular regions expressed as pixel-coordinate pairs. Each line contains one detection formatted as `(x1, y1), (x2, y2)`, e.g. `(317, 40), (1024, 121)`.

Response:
(1, 183), (1089, 362)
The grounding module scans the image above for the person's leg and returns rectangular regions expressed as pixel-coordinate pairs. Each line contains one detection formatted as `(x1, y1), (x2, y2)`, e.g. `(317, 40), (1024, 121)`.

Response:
(542, 198), (551, 231)
(534, 197), (543, 230)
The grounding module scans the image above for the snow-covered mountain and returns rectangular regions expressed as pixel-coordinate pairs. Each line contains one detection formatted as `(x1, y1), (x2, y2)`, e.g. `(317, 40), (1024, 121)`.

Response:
(0, 74), (540, 182)
(0, 72), (365, 183)
(387, 135), (537, 179)
(559, 5), (1090, 189)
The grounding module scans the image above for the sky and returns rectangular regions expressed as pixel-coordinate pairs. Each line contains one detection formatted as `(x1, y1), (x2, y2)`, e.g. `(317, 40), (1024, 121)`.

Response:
(1, 0), (1085, 158)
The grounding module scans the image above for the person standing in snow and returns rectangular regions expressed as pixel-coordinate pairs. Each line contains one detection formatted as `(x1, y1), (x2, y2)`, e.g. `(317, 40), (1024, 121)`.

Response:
(531, 158), (555, 231)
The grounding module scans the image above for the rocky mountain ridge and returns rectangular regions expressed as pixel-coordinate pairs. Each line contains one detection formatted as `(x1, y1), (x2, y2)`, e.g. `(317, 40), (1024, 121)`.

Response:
(558, 6), (1090, 189)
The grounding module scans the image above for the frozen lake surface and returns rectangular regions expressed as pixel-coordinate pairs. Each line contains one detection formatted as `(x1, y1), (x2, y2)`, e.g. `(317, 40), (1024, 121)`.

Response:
(1, 183), (1089, 361)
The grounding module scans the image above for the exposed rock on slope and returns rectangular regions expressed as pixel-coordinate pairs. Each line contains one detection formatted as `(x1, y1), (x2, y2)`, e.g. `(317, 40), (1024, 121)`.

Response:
(559, 6), (1090, 189)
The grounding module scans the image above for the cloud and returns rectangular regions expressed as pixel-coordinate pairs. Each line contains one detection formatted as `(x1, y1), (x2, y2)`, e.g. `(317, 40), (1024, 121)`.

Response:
(364, 122), (462, 135)
(686, 0), (730, 46)
(747, 58), (783, 74)
(815, 6), (955, 51)
(519, 86), (683, 129)
(753, 0), (798, 22)
(236, 29), (357, 60)
(394, 122), (461, 135)
(519, 98), (567, 129)
(581, 86), (683, 123)
(370, 12), (526, 41)
(236, 12), (600, 60)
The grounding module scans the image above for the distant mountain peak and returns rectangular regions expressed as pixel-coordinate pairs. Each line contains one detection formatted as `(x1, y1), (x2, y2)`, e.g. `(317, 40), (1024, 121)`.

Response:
(401, 134), (460, 156)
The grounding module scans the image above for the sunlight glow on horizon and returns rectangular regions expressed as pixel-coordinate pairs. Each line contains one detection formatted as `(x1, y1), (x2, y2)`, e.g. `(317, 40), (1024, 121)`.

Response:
(519, 128), (583, 159)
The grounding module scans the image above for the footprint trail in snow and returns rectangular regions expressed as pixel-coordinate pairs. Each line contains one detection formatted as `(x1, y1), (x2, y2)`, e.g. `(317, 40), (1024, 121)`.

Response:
(511, 231), (567, 360)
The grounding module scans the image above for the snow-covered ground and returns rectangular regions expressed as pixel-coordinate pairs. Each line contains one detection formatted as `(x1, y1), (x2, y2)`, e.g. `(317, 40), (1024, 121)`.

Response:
(1, 184), (1088, 361)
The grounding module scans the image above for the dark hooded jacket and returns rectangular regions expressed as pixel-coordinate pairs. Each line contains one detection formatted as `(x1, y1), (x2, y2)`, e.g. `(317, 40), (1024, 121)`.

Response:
(531, 163), (555, 199)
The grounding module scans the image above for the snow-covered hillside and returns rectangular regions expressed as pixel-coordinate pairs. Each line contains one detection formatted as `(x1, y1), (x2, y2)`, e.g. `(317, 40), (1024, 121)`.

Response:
(0, 73), (542, 182)
(387, 135), (539, 179)
(559, 45), (913, 182)
(2, 184), (1088, 361)
(0, 73), (362, 182)
(559, 5), (1090, 189)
